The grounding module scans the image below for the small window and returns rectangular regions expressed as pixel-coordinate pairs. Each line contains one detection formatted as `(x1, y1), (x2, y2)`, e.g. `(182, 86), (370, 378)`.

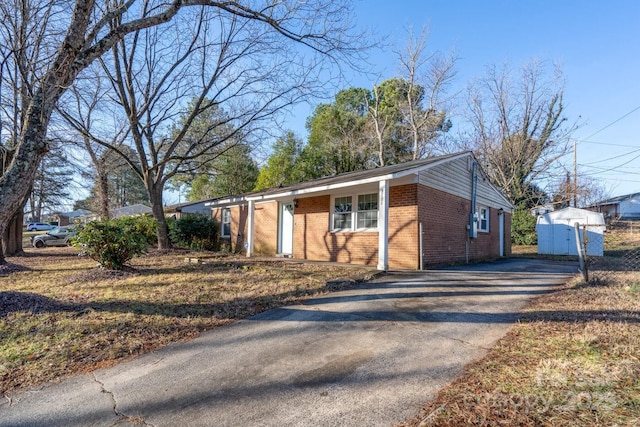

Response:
(357, 193), (378, 229)
(478, 207), (489, 232)
(221, 208), (231, 237)
(333, 196), (352, 230)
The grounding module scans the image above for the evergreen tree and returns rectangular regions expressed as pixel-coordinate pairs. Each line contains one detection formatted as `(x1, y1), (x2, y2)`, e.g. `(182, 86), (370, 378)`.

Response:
(187, 143), (259, 199)
(254, 132), (303, 190)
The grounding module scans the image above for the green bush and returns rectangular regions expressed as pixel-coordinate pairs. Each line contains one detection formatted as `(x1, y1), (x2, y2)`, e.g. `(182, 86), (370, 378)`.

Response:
(511, 209), (538, 245)
(168, 214), (218, 251)
(74, 216), (157, 270)
(119, 214), (158, 246)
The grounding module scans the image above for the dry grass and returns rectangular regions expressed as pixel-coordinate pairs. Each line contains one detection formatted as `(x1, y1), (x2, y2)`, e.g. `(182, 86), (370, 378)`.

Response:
(398, 271), (640, 426)
(0, 246), (375, 396)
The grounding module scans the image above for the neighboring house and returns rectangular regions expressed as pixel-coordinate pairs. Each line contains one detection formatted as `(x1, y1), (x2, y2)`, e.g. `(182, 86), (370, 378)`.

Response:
(590, 192), (640, 220)
(206, 151), (513, 270)
(165, 199), (216, 219)
(50, 209), (93, 226)
(77, 204), (153, 222)
(536, 207), (606, 256)
(111, 204), (153, 218)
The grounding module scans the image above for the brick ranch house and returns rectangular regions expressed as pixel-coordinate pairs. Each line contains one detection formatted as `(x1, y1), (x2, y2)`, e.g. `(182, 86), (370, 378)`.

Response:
(207, 151), (513, 270)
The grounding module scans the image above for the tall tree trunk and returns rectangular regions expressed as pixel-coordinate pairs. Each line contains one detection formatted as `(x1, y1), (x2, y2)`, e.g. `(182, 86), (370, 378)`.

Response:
(97, 171), (110, 219)
(148, 183), (169, 250)
(2, 209), (25, 257)
(0, 94), (51, 264)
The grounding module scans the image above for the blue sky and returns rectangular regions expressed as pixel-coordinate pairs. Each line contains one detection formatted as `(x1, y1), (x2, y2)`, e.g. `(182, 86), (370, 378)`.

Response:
(285, 0), (640, 199)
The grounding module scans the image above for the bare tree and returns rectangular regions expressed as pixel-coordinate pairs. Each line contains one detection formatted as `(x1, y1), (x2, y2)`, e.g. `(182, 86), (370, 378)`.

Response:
(58, 68), (132, 219)
(26, 140), (74, 221)
(395, 26), (457, 160)
(72, 5), (350, 248)
(466, 60), (576, 208)
(0, 0), (63, 256)
(367, 83), (389, 167)
(0, 0), (368, 263)
(550, 172), (610, 209)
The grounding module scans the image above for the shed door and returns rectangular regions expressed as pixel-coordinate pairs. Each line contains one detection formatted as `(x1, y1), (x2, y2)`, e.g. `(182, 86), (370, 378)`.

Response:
(279, 202), (294, 255)
(552, 224), (574, 255)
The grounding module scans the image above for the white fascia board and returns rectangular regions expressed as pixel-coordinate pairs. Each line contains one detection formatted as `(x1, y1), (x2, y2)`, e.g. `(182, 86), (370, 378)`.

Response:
(205, 196), (248, 207)
(245, 175), (397, 201)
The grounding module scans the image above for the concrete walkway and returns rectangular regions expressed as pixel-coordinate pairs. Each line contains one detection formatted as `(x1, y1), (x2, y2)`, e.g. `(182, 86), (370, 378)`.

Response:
(0, 259), (576, 427)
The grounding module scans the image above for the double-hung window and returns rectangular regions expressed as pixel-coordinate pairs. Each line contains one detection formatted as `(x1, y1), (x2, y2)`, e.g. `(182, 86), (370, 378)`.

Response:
(333, 196), (352, 230)
(357, 193), (378, 229)
(221, 208), (231, 237)
(332, 193), (378, 231)
(478, 207), (489, 232)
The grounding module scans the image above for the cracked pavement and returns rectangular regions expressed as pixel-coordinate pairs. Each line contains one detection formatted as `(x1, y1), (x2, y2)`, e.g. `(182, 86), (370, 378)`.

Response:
(0, 258), (576, 427)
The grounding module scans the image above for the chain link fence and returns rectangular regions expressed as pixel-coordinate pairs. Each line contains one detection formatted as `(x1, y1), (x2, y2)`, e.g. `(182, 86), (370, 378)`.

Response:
(585, 220), (640, 283)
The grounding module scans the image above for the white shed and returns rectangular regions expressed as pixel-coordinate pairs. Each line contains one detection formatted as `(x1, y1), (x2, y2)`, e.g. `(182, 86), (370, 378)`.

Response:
(536, 207), (606, 256)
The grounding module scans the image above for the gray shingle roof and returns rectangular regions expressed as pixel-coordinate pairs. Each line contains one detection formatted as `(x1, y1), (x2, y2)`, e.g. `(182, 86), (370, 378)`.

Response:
(594, 191), (640, 205)
(246, 151), (469, 198)
(111, 204), (153, 218)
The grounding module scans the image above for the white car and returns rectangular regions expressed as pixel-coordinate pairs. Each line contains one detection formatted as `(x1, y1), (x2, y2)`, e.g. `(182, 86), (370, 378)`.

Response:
(26, 222), (55, 231)
(31, 226), (76, 248)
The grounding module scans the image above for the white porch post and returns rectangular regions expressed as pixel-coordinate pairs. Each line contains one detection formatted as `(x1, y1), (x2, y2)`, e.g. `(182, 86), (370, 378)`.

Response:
(246, 200), (255, 257)
(377, 180), (389, 270)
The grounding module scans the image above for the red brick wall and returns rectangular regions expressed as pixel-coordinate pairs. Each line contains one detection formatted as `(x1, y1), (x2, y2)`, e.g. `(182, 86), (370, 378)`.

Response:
(212, 185), (511, 268)
(253, 202), (278, 255)
(293, 195), (379, 264)
(418, 185), (506, 266)
(212, 206), (249, 253)
(388, 185), (419, 269)
(291, 187), (420, 269)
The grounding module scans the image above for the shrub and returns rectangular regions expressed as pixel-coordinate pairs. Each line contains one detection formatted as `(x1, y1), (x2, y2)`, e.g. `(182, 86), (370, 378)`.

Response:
(119, 214), (158, 246)
(74, 216), (157, 270)
(511, 209), (538, 245)
(168, 214), (218, 251)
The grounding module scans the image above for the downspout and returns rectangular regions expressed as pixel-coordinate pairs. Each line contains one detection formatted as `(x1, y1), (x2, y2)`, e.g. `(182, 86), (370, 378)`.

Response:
(419, 222), (423, 270)
(469, 160), (477, 238)
(467, 160), (478, 263)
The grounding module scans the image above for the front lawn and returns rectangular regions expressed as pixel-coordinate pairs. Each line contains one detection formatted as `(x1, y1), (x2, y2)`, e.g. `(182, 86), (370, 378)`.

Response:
(0, 247), (375, 396)
(398, 270), (640, 426)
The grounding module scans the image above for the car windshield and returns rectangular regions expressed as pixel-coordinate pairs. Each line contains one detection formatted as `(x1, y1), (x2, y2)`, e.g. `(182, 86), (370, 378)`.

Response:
(49, 227), (65, 235)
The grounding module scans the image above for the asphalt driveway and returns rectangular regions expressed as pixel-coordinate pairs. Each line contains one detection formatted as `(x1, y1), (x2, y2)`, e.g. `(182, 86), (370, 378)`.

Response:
(0, 258), (577, 427)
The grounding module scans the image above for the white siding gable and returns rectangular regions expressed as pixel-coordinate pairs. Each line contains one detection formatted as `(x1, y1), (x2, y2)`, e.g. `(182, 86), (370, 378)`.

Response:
(619, 194), (640, 219)
(418, 155), (512, 211)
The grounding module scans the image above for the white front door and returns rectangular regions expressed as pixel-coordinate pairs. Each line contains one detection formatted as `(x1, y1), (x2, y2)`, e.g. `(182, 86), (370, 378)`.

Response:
(279, 202), (294, 255)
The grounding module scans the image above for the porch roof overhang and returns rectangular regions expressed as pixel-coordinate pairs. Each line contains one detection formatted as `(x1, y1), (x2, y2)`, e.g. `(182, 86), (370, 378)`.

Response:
(206, 151), (471, 208)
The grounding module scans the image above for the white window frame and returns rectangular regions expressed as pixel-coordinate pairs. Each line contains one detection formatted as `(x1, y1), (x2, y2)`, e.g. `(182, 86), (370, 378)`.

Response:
(332, 196), (353, 231)
(477, 206), (489, 232)
(221, 208), (231, 238)
(331, 192), (379, 232)
(356, 193), (378, 229)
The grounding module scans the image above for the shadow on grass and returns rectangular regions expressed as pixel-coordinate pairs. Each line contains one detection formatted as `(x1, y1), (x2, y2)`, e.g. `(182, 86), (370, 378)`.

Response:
(0, 263), (32, 277)
(3, 285), (637, 325)
(0, 278), (357, 319)
(519, 309), (640, 323)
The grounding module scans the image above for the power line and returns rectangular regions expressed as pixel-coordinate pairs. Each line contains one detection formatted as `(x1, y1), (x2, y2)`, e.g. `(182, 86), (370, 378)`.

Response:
(577, 139), (639, 148)
(579, 151), (640, 175)
(580, 147), (640, 166)
(580, 164), (640, 174)
(581, 104), (640, 141)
